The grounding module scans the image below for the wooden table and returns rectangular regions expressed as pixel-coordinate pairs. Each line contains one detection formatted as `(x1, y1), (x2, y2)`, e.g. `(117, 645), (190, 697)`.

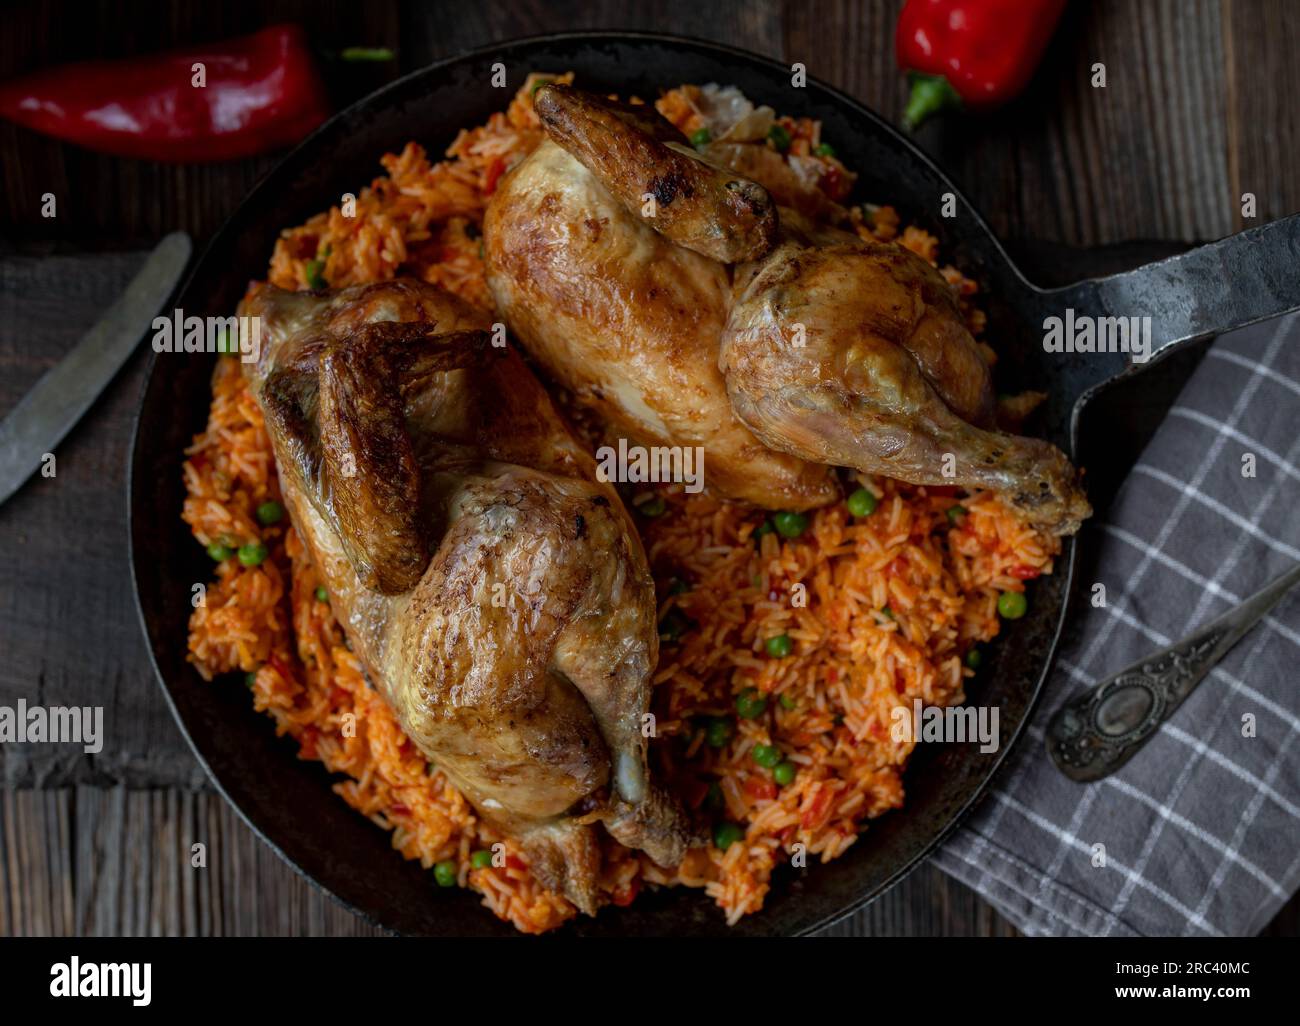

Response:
(1, 0), (1297, 937)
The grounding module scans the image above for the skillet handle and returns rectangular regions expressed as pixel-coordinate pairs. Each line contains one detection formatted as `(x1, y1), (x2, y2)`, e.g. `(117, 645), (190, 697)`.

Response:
(1036, 213), (1300, 398)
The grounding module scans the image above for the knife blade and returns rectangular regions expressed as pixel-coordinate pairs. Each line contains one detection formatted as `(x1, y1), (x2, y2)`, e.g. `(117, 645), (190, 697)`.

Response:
(0, 231), (192, 507)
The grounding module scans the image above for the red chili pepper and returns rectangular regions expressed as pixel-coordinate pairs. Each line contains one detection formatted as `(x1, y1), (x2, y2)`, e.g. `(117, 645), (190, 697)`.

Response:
(0, 25), (330, 161)
(896, 0), (1067, 129)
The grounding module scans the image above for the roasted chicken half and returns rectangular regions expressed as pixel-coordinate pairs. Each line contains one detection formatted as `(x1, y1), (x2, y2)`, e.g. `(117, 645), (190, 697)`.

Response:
(489, 83), (1089, 534)
(239, 278), (693, 913)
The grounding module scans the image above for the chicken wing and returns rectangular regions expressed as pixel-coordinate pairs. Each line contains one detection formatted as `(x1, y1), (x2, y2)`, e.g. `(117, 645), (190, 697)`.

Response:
(534, 83), (777, 263)
(240, 278), (694, 913)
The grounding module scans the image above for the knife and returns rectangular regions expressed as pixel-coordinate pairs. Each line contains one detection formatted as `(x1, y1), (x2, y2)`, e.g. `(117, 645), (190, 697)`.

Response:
(0, 231), (192, 507)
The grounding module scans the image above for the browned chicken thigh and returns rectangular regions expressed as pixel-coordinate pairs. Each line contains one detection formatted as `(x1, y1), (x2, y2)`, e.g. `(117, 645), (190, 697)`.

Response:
(722, 214), (1093, 534)
(493, 83), (1089, 534)
(239, 278), (694, 913)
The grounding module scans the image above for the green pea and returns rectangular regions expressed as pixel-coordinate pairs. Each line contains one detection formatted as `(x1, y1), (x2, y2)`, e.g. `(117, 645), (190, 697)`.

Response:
(304, 258), (327, 290)
(659, 608), (690, 643)
(706, 717), (734, 748)
(736, 687), (767, 719)
(470, 850), (494, 870)
(779, 693), (797, 711)
(880, 605), (895, 621)
(753, 519), (775, 541)
(315, 586), (329, 603)
(244, 671), (257, 689)
(773, 761), (797, 786)
(206, 541), (234, 562)
(773, 511), (808, 539)
(689, 127), (712, 147)
(964, 647), (983, 670)
(814, 142), (835, 157)
(946, 504), (967, 525)
(997, 590), (1028, 619)
(635, 495), (666, 517)
(433, 859), (458, 887)
(256, 500), (284, 525)
(714, 821), (745, 851)
(751, 743), (781, 768)
(846, 488), (877, 517)
(237, 541), (269, 567)
(765, 634), (793, 659)
(768, 123), (791, 152)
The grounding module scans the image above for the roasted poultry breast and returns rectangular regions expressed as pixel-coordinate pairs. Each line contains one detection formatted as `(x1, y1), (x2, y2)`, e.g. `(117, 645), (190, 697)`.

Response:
(486, 84), (1091, 535)
(238, 278), (694, 913)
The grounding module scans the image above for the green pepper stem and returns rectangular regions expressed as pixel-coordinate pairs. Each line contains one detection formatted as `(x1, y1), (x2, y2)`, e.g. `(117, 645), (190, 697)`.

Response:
(902, 73), (963, 130)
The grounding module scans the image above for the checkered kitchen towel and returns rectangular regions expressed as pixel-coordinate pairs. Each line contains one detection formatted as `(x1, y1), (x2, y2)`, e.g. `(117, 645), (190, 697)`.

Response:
(933, 313), (1300, 936)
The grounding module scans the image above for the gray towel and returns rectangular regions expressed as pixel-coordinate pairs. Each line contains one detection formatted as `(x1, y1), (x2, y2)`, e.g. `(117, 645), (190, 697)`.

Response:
(933, 313), (1300, 936)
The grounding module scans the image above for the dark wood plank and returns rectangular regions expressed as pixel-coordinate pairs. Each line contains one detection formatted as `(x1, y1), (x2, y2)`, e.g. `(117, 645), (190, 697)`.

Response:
(1225, 0), (1300, 228)
(0, 249), (205, 790)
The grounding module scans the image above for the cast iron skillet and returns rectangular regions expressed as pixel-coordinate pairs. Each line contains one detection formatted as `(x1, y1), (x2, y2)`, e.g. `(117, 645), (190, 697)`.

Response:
(129, 32), (1300, 936)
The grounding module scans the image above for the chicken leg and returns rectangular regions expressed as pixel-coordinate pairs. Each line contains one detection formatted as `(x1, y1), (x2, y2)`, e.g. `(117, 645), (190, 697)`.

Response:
(722, 216), (1092, 534)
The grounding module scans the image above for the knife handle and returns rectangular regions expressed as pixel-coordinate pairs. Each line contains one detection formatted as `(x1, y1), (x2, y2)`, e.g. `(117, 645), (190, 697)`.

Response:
(1047, 560), (1300, 782)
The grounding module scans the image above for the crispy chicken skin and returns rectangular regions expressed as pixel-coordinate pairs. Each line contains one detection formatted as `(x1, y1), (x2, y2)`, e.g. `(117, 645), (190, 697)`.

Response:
(239, 278), (694, 913)
(503, 83), (1089, 535)
(483, 137), (839, 511)
(722, 215), (1092, 535)
(534, 84), (778, 263)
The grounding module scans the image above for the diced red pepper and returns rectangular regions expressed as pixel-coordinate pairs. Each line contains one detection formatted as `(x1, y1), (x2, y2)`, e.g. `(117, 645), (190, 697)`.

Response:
(610, 879), (641, 906)
(800, 787), (833, 830)
(484, 156), (507, 195)
(298, 725), (319, 760)
(1010, 564), (1042, 580)
(267, 654), (296, 684)
(745, 777), (778, 801)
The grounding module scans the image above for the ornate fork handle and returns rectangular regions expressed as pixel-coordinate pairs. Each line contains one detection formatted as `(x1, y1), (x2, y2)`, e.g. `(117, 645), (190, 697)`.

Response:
(1047, 561), (1300, 782)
